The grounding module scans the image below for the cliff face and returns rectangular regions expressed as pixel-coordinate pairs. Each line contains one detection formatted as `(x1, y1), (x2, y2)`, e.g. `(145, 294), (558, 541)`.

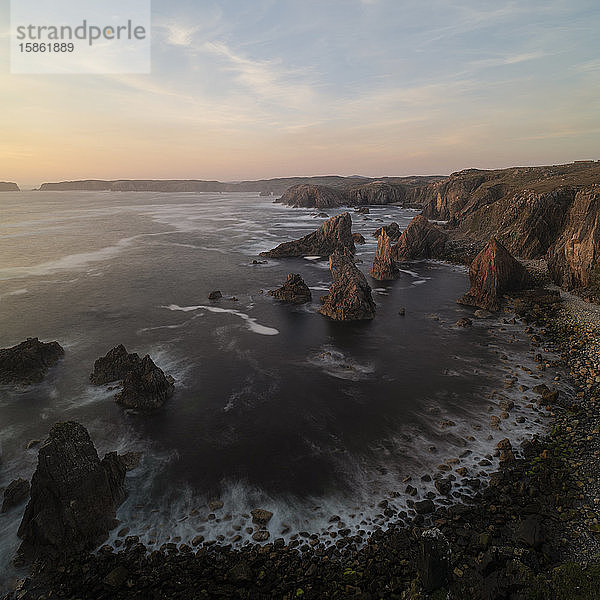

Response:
(346, 182), (407, 205)
(0, 182), (20, 191)
(458, 238), (532, 312)
(548, 189), (600, 292)
(278, 184), (347, 208)
(260, 212), (355, 258)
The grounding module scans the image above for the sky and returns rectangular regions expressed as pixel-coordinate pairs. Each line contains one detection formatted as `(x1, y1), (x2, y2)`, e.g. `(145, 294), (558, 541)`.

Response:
(1, 0), (599, 186)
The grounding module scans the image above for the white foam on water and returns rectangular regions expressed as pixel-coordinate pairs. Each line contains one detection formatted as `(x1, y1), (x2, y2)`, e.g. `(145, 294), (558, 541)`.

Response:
(412, 280), (427, 286)
(0, 288), (28, 299)
(308, 346), (375, 381)
(164, 304), (279, 336)
(398, 269), (420, 278)
(304, 256), (321, 261)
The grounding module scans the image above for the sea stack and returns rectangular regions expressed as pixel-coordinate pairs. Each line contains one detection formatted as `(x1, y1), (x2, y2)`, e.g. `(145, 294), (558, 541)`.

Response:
(0, 338), (64, 385)
(319, 251), (376, 321)
(371, 231), (400, 280)
(17, 422), (126, 561)
(458, 238), (532, 312)
(392, 214), (447, 261)
(260, 212), (355, 258)
(268, 273), (312, 304)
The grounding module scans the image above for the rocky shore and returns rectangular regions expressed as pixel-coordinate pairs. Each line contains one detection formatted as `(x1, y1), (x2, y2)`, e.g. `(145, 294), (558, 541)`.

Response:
(4, 285), (600, 599)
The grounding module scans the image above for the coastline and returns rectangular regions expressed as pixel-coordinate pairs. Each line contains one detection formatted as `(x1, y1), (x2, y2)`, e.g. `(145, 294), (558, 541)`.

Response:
(4, 272), (599, 599)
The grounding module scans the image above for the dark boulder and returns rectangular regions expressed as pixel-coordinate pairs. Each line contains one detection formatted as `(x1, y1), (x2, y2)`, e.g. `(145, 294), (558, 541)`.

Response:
(458, 238), (532, 312)
(208, 290), (222, 300)
(17, 422), (126, 561)
(319, 251), (376, 321)
(0, 338), (64, 385)
(371, 231), (400, 281)
(392, 214), (448, 261)
(115, 355), (175, 410)
(1, 478), (30, 512)
(352, 232), (366, 245)
(268, 273), (312, 304)
(260, 213), (355, 258)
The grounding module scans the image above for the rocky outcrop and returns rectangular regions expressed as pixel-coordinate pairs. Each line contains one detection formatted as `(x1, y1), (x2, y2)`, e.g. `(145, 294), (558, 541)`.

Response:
(115, 355), (175, 410)
(91, 346), (174, 410)
(17, 422), (126, 561)
(392, 215), (448, 261)
(90, 344), (141, 385)
(372, 222), (401, 241)
(2, 479), (30, 512)
(268, 274), (312, 304)
(260, 213), (355, 258)
(352, 232), (366, 244)
(371, 232), (399, 281)
(277, 184), (347, 208)
(0, 182), (19, 191)
(0, 338), (64, 385)
(259, 191), (272, 197)
(346, 182), (407, 205)
(319, 251), (375, 321)
(547, 189), (600, 294)
(458, 238), (532, 312)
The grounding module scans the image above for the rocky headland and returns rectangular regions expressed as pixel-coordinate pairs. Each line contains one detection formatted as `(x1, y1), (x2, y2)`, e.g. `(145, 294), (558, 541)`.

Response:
(0, 338), (64, 385)
(0, 182), (19, 191)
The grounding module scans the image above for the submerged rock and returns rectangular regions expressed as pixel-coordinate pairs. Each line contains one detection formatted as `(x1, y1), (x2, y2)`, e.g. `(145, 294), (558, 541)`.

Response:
(371, 231), (400, 281)
(268, 273), (312, 304)
(319, 251), (376, 321)
(115, 355), (175, 410)
(458, 238), (532, 312)
(17, 421), (126, 561)
(0, 338), (64, 385)
(392, 214), (448, 261)
(372, 222), (401, 241)
(91, 345), (174, 410)
(260, 213), (355, 258)
(1, 478), (30, 513)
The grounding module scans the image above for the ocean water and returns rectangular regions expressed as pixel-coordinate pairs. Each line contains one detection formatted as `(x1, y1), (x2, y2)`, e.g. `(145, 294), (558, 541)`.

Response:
(0, 192), (559, 581)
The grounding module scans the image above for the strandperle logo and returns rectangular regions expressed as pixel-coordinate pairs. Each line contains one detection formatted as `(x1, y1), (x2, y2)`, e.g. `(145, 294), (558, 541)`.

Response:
(15, 20), (147, 46)
(10, 0), (151, 74)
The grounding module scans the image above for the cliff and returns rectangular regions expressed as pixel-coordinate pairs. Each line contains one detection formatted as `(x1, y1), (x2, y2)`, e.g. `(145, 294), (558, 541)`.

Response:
(278, 184), (347, 208)
(0, 182), (20, 191)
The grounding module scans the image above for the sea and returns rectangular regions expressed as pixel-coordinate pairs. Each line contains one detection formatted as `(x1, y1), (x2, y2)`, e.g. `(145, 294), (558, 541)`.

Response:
(0, 191), (561, 584)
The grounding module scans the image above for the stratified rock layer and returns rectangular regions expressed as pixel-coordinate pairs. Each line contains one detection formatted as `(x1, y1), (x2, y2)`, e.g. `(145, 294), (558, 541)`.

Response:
(17, 422), (126, 561)
(261, 213), (355, 258)
(319, 251), (376, 321)
(0, 338), (64, 385)
(371, 231), (400, 281)
(392, 215), (448, 261)
(268, 274), (312, 304)
(458, 238), (532, 312)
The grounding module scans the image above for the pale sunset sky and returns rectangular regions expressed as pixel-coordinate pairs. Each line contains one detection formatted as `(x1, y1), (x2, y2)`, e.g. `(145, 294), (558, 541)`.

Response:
(1, 0), (599, 187)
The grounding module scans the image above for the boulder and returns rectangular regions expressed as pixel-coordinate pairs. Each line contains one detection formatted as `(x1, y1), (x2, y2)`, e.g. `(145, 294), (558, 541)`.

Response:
(1, 478), (30, 512)
(90, 344), (141, 385)
(319, 251), (376, 321)
(17, 422), (126, 561)
(277, 184), (347, 208)
(352, 232), (366, 245)
(370, 231), (400, 281)
(0, 338), (64, 385)
(268, 273), (312, 304)
(497, 438), (515, 466)
(355, 207), (370, 214)
(208, 290), (223, 300)
(251, 508), (273, 526)
(372, 222), (401, 241)
(392, 215), (448, 261)
(260, 213), (355, 258)
(418, 528), (451, 592)
(115, 355), (175, 410)
(456, 318), (473, 328)
(458, 238), (532, 312)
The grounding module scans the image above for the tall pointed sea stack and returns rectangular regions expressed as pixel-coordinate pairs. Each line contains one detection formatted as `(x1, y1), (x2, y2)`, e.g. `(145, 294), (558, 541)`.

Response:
(260, 212), (355, 258)
(392, 214), (447, 261)
(371, 231), (400, 280)
(458, 238), (532, 311)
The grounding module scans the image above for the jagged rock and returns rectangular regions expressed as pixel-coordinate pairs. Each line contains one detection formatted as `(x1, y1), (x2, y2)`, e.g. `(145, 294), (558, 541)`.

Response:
(372, 222), (401, 241)
(268, 274), (312, 304)
(0, 338), (64, 385)
(418, 528), (451, 592)
(261, 213), (355, 258)
(1, 478), (30, 512)
(392, 215), (448, 261)
(119, 452), (142, 471)
(456, 318), (473, 328)
(251, 509), (273, 526)
(17, 422), (126, 561)
(208, 290), (222, 300)
(278, 184), (347, 208)
(458, 238), (532, 312)
(497, 438), (515, 465)
(356, 207), (370, 214)
(371, 231), (399, 281)
(319, 251), (376, 321)
(90, 345), (141, 385)
(352, 232), (366, 244)
(548, 189), (600, 293)
(115, 355), (174, 410)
